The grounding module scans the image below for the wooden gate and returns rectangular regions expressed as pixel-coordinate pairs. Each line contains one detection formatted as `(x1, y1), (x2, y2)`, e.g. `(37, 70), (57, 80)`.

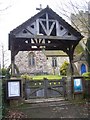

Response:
(25, 77), (66, 99)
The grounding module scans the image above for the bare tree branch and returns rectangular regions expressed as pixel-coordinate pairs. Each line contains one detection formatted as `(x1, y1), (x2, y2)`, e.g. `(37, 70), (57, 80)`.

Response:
(0, 5), (12, 12)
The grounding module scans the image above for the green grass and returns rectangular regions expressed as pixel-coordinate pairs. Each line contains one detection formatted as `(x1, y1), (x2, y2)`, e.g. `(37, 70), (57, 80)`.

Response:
(32, 75), (62, 80)
(82, 72), (90, 80)
(21, 74), (63, 80)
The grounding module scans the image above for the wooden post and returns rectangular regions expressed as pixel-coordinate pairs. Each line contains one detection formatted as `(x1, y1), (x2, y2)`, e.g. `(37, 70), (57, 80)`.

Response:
(62, 77), (66, 97)
(11, 50), (15, 77)
(8, 78), (22, 107)
(11, 63), (15, 76)
(87, 2), (90, 72)
(86, 38), (90, 72)
(10, 34), (16, 77)
(44, 78), (48, 98)
(0, 77), (2, 119)
(66, 48), (74, 100)
(69, 51), (74, 76)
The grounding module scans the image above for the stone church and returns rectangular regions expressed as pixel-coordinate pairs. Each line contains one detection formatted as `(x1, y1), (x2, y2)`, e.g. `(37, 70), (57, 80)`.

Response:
(15, 50), (69, 75)
(71, 10), (89, 75)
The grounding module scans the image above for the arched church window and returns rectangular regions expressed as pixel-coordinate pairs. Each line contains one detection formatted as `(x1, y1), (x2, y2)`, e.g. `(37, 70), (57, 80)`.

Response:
(81, 63), (86, 74)
(52, 57), (57, 67)
(28, 52), (35, 67)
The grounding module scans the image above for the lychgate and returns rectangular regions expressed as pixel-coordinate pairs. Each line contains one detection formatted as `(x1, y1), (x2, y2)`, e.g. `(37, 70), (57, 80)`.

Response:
(8, 6), (83, 76)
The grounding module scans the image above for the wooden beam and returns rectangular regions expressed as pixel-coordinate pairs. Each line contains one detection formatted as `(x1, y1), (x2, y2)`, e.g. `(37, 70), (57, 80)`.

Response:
(18, 47), (62, 51)
(46, 13), (49, 35)
(19, 43), (60, 47)
(14, 44), (62, 51)
(39, 20), (47, 34)
(15, 34), (77, 40)
(39, 19), (56, 22)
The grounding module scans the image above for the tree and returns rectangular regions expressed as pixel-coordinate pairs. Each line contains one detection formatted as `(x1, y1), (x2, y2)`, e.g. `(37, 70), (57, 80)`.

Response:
(50, 0), (90, 72)
(69, 1), (90, 72)
(60, 61), (69, 76)
(0, 68), (11, 78)
(0, 44), (10, 69)
(0, 68), (7, 76)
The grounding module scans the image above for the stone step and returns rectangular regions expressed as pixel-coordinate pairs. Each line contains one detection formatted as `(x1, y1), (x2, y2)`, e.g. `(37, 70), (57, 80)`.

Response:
(25, 97), (65, 104)
(24, 97), (70, 108)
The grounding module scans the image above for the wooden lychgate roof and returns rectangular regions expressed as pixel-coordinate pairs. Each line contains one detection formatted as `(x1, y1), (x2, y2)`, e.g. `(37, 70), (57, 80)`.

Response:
(9, 6), (83, 60)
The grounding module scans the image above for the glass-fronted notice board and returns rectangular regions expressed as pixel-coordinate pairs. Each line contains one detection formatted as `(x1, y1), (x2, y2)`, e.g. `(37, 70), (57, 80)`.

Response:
(72, 77), (84, 94)
(6, 79), (22, 99)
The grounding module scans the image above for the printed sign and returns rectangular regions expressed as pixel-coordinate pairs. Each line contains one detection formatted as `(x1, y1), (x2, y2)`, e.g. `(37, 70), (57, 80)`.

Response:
(72, 77), (84, 94)
(74, 78), (83, 92)
(6, 79), (21, 99)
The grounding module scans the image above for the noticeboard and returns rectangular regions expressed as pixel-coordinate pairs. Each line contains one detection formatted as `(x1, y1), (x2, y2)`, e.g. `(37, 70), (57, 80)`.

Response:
(72, 77), (84, 94)
(6, 79), (22, 99)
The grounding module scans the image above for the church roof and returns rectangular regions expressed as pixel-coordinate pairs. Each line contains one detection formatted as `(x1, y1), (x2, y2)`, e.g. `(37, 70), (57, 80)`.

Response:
(44, 50), (67, 57)
(73, 51), (87, 62)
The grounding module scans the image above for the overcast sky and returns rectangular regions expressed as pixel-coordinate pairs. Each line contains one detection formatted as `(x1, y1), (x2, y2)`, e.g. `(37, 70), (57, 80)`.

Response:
(0, 0), (89, 67)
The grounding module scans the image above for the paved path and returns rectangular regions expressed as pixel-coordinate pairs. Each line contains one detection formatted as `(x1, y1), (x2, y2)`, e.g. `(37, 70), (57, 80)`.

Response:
(21, 98), (89, 119)
(5, 98), (90, 119)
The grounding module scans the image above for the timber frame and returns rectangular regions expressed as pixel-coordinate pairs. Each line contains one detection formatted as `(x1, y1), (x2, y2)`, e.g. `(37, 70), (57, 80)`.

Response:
(8, 6), (83, 76)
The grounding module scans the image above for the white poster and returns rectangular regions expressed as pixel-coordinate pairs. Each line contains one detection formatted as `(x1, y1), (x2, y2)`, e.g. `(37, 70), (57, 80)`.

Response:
(8, 81), (20, 97)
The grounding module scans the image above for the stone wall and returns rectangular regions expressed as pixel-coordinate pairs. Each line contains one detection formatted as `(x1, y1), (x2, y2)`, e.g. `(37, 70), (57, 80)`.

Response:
(15, 51), (69, 75)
